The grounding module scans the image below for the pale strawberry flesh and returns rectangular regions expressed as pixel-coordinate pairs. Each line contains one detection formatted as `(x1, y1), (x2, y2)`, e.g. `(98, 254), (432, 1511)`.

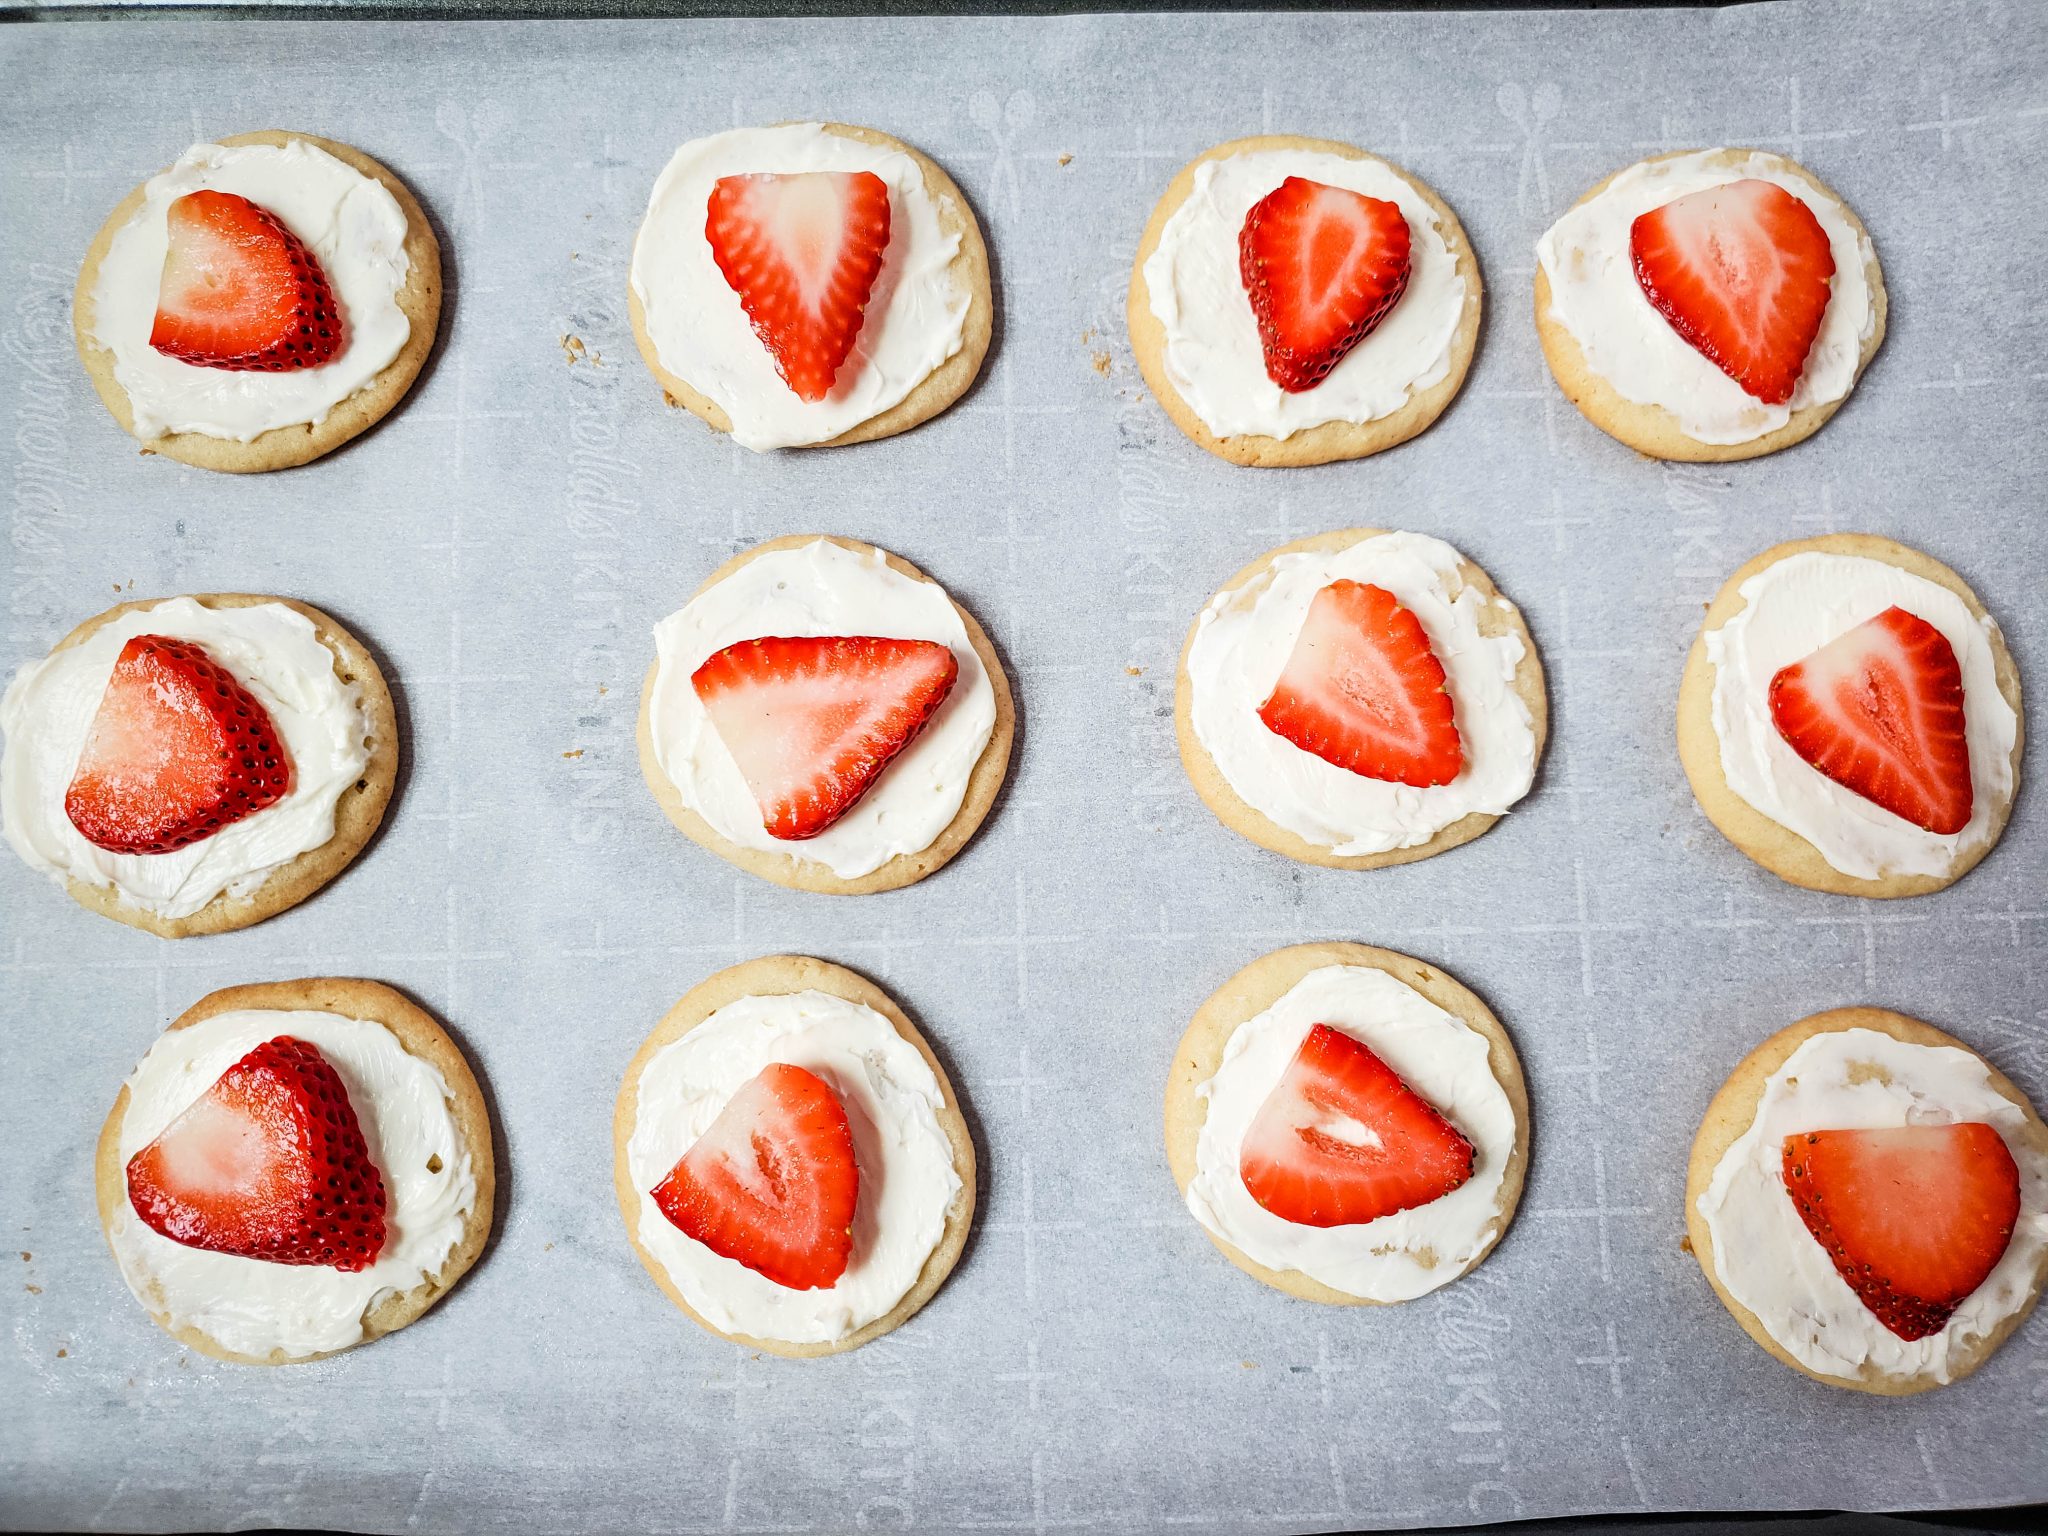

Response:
(706, 170), (892, 402)
(1782, 1123), (2020, 1341)
(1241, 1023), (1475, 1228)
(692, 634), (958, 841)
(1257, 580), (1462, 787)
(650, 1062), (858, 1291)
(1239, 176), (1412, 392)
(126, 1035), (386, 1270)
(1768, 605), (1972, 835)
(64, 634), (293, 855)
(150, 190), (343, 372)
(1629, 178), (1834, 406)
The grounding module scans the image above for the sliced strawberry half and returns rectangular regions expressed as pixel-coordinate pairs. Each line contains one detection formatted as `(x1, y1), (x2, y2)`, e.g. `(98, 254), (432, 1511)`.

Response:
(1767, 605), (1972, 835)
(1239, 176), (1411, 393)
(149, 190), (343, 372)
(705, 170), (892, 403)
(692, 634), (958, 841)
(1782, 1123), (2020, 1341)
(126, 1035), (386, 1270)
(1241, 1024), (1475, 1227)
(650, 1062), (859, 1291)
(1257, 580), (1462, 788)
(1629, 178), (1835, 405)
(64, 634), (294, 855)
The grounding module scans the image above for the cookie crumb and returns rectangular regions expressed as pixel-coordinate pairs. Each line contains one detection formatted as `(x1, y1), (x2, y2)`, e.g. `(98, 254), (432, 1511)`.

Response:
(562, 748), (584, 760)
(544, 1242), (555, 1252)
(56, 1348), (66, 1358)
(1057, 152), (1073, 167)
(1240, 1359), (1256, 1369)
(18, 1253), (28, 1262)
(1679, 1235), (1693, 1254)
(1126, 665), (1143, 676)
(24, 1284), (40, 1295)
(1081, 327), (1094, 344)
(561, 334), (590, 367)
(1091, 351), (1112, 377)
(597, 684), (609, 696)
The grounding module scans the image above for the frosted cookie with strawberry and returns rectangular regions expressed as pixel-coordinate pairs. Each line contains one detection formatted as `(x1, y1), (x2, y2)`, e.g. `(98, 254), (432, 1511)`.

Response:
(1176, 529), (1545, 869)
(1688, 1007), (2048, 1393)
(1536, 148), (1885, 462)
(97, 979), (494, 1364)
(629, 123), (992, 451)
(1166, 942), (1528, 1304)
(1, 593), (397, 936)
(615, 955), (974, 1356)
(75, 131), (441, 473)
(1678, 534), (2020, 898)
(638, 536), (1013, 894)
(1128, 135), (1481, 468)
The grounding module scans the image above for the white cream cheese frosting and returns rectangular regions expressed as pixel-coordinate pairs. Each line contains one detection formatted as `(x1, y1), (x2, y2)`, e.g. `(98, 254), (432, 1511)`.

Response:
(630, 124), (969, 452)
(1535, 149), (1877, 446)
(1698, 1027), (2048, 1384)
(1142, 147), (1466, 441)
(1188, 964), (1517, 1302)
(108, 1007), (478, 1361)
(648, 540), (997, 880)
(90, 139), (413, 443)
(1704, 551), (2016, 882)
(0, 597), (372, 920)
(626, 989), (960, 1344)
(1187, 531), (1536, 855)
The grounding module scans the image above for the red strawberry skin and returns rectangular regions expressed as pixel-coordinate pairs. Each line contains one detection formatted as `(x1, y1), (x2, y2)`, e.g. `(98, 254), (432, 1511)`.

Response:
(650, 1062), (858, 1291)
(150, 190), (343, 373)
(1782, 1123), (2020, 1341)
(693, 634), (957, 841)
(1257, 580), (1463, 788)
(1629, 178), (1835, 406)
(1239, 176), (1411, 392)
(64, 635), (294, 855)
(1240, 1023), (1475, 1227)
(706, 170), (892, 403)
(1768, 606), (1973, 835)
(127, 1035), (387, 1270)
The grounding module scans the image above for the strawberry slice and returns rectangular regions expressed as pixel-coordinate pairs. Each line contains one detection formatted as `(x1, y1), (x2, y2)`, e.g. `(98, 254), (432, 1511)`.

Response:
(64, 635), (293, 855)
(650, 1062), (858, 1290)
(1257, 580), (1462, 788)
(126, 1035), (387, 1270)
(1238, 176), (1411, 393)
(1782, 1123), (2020, 1341)
(1629, 178), (1835, 405)
(705, 170), (892, 403)
(149, 190), (343, 372)
(692, 634), (958, 841)
(1241, 1024), (1475, 1227)
(1767, 606), (1972, 835)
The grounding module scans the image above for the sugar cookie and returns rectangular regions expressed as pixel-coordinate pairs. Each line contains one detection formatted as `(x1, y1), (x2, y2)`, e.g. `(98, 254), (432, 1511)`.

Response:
(96, 978), (494, 1366)
(1677, 534), (2020, 897)
(1128, 134), (1481, 467)
(1687, 1006), (2048, 1394)
(1535, 148), (1885, 462)
(614, 955), (975, 1357)
(75, 131), (441, 473)
(1165, 942), (1528, 1304)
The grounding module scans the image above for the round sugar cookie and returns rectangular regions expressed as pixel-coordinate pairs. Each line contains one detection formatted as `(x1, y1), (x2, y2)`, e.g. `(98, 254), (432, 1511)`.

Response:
(1677, 534), (2021, 898)
(628, 122), (993, 449)
(613, 954), (976, 1358)
(74, 130), (443, 473)
(1175, 529), (1547, 869)
(1127, 134), (1482, 468)
(5, 593), (398, 937)
(1685, 1007), (2048, 1395)
(1164, 942), (1530, 1306)
(95, 978), (496, 1366)
(636, 535), (1014, 895)
(1534, 147), (1886, 463)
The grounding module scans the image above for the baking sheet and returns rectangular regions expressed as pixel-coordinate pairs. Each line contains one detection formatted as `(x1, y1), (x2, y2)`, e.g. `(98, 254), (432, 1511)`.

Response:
(3, 1), (2047, 1529)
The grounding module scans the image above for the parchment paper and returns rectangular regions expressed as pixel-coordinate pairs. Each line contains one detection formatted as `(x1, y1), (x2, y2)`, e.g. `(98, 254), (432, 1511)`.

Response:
(4, 2), (2046, 1529)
